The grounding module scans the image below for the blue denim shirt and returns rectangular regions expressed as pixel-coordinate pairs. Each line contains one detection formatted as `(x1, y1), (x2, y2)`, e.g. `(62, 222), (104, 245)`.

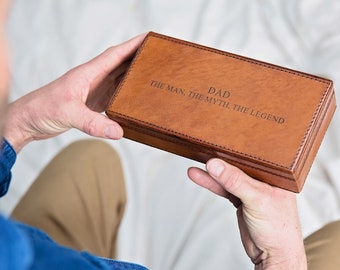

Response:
(0, 139), (147, 270)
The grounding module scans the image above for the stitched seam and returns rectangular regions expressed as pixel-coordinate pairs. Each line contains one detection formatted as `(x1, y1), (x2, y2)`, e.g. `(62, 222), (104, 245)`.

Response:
(109, 32), (333, 171)
(121, 120), (296, 181)
(289, 87), (332, 168)
(116, 112), (289, 168)
(150, 32), (331, 83)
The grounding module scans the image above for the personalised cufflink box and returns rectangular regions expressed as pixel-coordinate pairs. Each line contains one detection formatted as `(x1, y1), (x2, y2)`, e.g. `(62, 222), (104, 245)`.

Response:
(106, 32), (336, 192)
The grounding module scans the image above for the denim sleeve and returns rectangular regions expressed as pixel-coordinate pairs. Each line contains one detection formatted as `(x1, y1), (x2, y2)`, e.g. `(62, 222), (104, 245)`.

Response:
(0, 139), (148, 270)
(0, 138), (16, 197)
(14, 221), (148, 270)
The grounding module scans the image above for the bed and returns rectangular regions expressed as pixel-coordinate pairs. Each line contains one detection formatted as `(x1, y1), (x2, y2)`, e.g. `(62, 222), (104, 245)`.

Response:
(2, 0), (340, 269)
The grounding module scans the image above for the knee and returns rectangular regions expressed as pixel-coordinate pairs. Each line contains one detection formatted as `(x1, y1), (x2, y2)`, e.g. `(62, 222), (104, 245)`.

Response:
(56, 139), (126, 192)
(67, 139), (119, 159)
(322, 220), (340, 238)
(305, 220), (340, 269)
(305, 220), (340, 247)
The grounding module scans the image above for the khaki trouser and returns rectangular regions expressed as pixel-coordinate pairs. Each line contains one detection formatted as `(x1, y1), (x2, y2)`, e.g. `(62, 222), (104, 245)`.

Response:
(11, 139), (126, 259)
(11, 139), (340, 268)
(304, 220), (340, 269)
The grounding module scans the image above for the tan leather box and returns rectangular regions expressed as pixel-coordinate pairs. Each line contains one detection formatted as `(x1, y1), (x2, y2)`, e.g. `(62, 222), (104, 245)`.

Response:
(106, 32), (336, 192)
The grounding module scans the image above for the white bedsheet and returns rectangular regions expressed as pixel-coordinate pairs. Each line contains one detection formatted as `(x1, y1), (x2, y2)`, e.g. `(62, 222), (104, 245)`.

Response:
(1, 0), (340, 269)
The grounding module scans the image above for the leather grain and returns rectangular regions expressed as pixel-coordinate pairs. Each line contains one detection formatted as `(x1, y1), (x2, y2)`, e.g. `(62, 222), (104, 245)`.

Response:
(106, 32), (336, 192)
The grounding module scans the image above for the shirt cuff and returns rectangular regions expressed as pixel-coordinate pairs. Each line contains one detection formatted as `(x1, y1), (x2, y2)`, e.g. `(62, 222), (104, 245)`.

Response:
(0, 138), (17, 197)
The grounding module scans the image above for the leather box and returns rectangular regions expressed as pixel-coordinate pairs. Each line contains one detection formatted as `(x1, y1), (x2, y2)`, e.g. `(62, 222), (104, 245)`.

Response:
(106, 32), (336, 192)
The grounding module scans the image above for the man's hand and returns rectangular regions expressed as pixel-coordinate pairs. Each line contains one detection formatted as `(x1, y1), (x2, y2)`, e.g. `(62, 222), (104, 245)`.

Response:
(188, 158), (307, 269)
(4, 34), (146, 152)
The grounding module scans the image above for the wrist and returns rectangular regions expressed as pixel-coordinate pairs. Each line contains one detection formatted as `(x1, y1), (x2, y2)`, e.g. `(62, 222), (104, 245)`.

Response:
(3, 99), (33, 153)
(256, 246), (307, 270)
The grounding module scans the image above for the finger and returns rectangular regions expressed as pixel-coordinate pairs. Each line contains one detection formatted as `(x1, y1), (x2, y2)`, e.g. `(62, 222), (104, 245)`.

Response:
(71, 105), (123, 140)
(83, 33), (147, 81)
(188, 167), (229, 197)
(188, 167), (242, 207)
(205, 158), (271, 203)
(86, 60), (131, 112)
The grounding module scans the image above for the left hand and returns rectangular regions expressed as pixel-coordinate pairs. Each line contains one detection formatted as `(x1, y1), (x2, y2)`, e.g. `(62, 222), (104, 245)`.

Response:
(4, 34), (146, 152)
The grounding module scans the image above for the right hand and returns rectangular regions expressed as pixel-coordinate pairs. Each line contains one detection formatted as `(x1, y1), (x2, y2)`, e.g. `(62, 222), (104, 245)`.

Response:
(188, 158), (307, 269)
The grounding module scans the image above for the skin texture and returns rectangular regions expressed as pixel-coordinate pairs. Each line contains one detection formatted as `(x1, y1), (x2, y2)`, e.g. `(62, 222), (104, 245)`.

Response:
(0, 2), (307, 268)
(188, 159), (307, 269)
(3, 34), (146, 153)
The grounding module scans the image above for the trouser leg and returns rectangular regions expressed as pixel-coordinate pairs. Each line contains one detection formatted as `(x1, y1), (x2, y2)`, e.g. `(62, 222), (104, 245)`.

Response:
(11, 139), (126, 259)
(304, 220), (340, 269)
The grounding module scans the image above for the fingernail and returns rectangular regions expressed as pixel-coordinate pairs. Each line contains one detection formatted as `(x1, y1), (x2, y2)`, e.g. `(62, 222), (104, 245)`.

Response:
(104, 125), (123, 139)
(207, 159), (225, 178)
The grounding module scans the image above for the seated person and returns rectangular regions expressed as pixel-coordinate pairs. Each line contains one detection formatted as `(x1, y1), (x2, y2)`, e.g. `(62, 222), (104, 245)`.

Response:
(1, 1), (340, 269)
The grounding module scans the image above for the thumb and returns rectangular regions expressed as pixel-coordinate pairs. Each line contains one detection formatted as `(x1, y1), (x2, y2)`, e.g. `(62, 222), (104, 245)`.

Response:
(72, 107), (123, 139)
(206, 159), (267, 203)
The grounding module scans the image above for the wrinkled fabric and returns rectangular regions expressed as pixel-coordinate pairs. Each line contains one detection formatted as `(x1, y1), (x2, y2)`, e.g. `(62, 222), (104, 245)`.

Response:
(0, 139), (16, 196)
(0, 138), (147, 270)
